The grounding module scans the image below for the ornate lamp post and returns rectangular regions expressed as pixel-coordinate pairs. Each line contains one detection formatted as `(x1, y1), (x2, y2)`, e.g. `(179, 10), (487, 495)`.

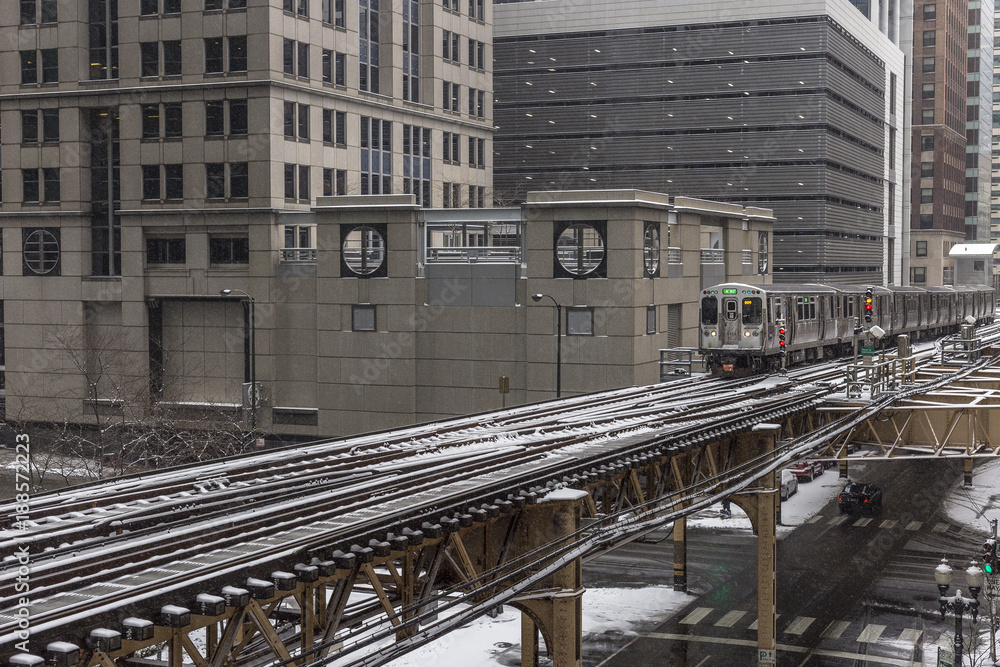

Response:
(935, 556), (984, 666)
(531, 293), (562, 397)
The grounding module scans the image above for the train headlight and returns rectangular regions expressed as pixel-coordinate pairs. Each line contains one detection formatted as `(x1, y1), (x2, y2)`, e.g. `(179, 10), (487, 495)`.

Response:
(744, 331), (751, 337)
(710, 331), (717, 337)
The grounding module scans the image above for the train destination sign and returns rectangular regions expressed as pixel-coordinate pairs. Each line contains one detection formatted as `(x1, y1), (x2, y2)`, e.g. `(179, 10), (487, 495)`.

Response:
(723, 288), (738, 294)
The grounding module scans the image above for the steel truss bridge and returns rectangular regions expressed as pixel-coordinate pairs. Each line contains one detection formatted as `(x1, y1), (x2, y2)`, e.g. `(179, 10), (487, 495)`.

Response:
(4, 328), (1000, 667)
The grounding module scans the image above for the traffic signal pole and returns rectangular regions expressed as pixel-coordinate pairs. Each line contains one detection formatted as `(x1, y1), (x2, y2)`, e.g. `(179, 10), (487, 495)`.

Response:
(987, 519), (999, 663)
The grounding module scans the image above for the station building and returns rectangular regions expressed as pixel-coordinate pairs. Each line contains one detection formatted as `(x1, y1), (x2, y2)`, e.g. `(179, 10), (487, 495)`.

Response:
(492, 0), (908, 287)
(0, 189), (771, 438)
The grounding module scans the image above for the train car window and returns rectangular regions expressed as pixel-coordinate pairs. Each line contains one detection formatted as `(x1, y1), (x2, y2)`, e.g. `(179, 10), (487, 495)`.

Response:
(701, 297), (718, 325)
(796, 298), (803, 321)
(809, 301), (816, 320)
(724, 299), (738, 321)
(741, 297), (762, 325)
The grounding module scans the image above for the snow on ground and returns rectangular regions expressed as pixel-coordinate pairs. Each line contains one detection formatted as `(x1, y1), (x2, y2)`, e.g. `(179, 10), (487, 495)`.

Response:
(940, 456), (1000, 533)
(379, 586), (692, 667)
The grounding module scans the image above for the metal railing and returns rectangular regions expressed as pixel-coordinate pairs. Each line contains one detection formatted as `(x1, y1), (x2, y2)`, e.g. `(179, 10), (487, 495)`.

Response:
(700, 248), (724, 263)
(425, 246), (521, 263)
(667, 247), (682, 264)
(279, 248), (318, 262)
(659, 348), (702, 380)
(941, 325), (982, 365)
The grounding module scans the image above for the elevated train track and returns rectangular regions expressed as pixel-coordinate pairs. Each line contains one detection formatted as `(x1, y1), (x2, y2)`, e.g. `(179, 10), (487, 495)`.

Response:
(4, 324), (1000, 667)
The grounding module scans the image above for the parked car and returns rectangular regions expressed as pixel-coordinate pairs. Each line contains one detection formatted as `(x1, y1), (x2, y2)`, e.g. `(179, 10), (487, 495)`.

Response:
(838, 482), (882, 513)
(787, 460), (824, 482)
(780, 469), (798, 500)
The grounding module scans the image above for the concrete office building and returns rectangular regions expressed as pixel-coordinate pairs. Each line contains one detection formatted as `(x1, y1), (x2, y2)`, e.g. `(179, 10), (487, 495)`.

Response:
(492, 0), (907, 286)
(0, 182), (772, 436)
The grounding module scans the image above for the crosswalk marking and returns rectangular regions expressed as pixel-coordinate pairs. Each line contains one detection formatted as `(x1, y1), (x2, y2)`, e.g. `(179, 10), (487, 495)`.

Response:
(857, 624), (886, 643)
(679, 607), (713, 625)
(783, 616), (815, 635)
(897, 628), (922, 643)
(713, 610), (747, 628)
(807, 515), (824, 524)
(821, 620), (850, 639)
(748, 615), (777, 631)
(932, 523), (950, 533)
(879, 519), (897, 529)
(906, 521), (922, 531)
(828, 515), (849, 526)
(853, 517), (873, 527)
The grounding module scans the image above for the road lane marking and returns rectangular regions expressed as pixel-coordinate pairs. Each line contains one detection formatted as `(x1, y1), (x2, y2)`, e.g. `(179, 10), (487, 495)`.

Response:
(679, 607), (713, 625)
(857, 624), (887, 643)
(713, 610), (746, 628)
(748, 615), (778, 631)
(853, 518), (873, 527)
(897, 628), (922, 643)
(932, 523), (950, 532)
(828, 516), (849, 525)
(807, 515), (824, 523)
(821, 620), (850, 639)
(643, 632), (922, 666)
(783, 616), (815, 635)
(905, 521), (922, 530)
(880, 520), (897, 529)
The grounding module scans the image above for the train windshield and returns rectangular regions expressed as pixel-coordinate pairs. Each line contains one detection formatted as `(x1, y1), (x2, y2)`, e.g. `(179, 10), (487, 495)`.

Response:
(701, 297), (718, 325)
(741, 297), (762, 325)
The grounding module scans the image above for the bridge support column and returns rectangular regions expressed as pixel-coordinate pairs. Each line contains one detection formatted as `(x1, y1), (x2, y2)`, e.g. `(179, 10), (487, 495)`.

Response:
(512, 489), (586, 667)
(965, 458), (974, 487)
(754, 424), (780, 667)
(673, 515), (687, 592)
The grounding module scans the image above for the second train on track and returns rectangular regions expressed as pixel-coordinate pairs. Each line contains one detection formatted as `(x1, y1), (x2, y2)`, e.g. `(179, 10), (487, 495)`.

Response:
(699, 282), (995, 376)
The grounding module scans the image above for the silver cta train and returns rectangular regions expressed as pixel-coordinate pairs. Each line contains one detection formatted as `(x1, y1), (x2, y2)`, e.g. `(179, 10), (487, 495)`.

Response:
(699, 282), (995, 376)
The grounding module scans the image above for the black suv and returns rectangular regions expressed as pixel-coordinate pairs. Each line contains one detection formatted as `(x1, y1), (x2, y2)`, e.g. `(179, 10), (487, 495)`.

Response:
(838, 482), (882, 513)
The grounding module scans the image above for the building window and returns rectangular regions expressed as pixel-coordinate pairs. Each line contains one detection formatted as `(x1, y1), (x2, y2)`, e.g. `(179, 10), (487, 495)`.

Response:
(567, 308), (594, 335)
(360, 0), (379, 93)
(921, 161), (934, 177)
(206, 101), (225, 136)
(89, 0), (119, 80)
(919, 213), (933, 228)
(163, 40), (182, 76)
(22, 228), (61, 276)
(298, 42), (309, 78)
(921, 109), (934, 124)
(643, 223), (660, 277)
(443, 132), (460, 165)
(360, 116), (391, 195)
(298, 104), (310, 140)
(164, 164), (183, 199)
(336, 169), (347, 195)
(21, 50), (37, 85)
(298, 165), (310, 201)
(284, 163), (296, 199)
(911, 266), (926, 283)
(141, 42), (159, 77)
(206, 163), (225, 199)
(205, 37), (224, 73)
(229, 100), (248, 135)
(443, 0), (459, 11)
(975, 260), (985, 272)
(921, 135), (934, 152)
(915, 241), (928, 257)
(647, 306), (656, 335)
(920, 188), (933, 204)
(555, 223), (607, 278)
(322, 0), (345, 26)
(921, 83), (935, 100)
(923, 3), (936, 19)
(20, 50), (56, 85)
(22, 169), (39, 203)
(922, 30), (935, 46)
(147, 237), (186, 264)
(341, 224), (387, 277)
(142, 165), (160, 200)
(468, 0), (484, 20)
(403, 124), (431, 206)
(922, 57), (935, 73)
(443, 30), (460, 63)
(284, 101), (295, 138)
(403, 0), (419, 101)
(442, 82), (460, 113)
(229, 36), (247, 72)
(21, 0), (57, 24)
(469, 39), (485, 70)
(209, 237), (250, 264)
(283, 39), (295, 75)
(352, 304), (376, 331)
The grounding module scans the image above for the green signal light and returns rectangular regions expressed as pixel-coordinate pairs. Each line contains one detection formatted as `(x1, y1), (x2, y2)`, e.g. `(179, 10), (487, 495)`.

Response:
(985, 563), (994, 574)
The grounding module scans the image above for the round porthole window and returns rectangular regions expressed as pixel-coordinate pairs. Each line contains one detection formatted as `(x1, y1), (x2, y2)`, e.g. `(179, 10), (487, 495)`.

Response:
(643, 224), (660, 277)
(24, 229), (60, 275)
(342, 226), (386, 275)
(556, 223), (604, 276)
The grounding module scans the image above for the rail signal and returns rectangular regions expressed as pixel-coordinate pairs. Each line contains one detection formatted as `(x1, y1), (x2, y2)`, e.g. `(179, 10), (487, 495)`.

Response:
(984, 538), (997, 574)
(864, 286), (874, 323)
(778, 321), (786, 356)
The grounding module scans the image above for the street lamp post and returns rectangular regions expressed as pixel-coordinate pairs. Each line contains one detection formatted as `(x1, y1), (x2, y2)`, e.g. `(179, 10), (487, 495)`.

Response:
(531, 293), (561, 398)
(220, 288), (256, 431)
(935, 556), (984, 667)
